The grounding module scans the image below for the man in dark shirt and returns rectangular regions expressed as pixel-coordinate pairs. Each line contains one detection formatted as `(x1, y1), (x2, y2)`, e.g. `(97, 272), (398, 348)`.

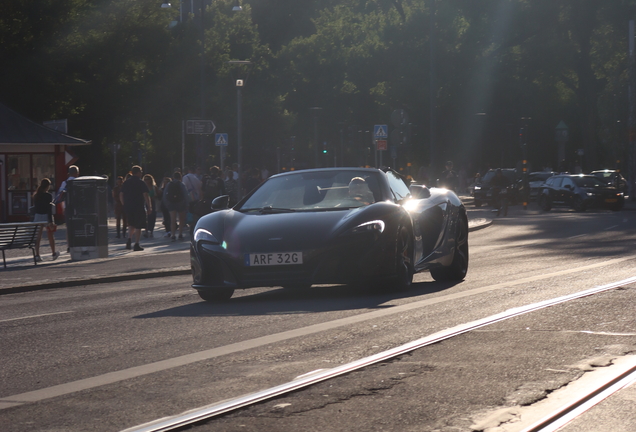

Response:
(438, 161), (459, 191)
(120, 165), (152, 251)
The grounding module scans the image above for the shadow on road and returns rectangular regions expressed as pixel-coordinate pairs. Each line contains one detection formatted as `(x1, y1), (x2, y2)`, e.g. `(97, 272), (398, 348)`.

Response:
(134, 279), (462, 319)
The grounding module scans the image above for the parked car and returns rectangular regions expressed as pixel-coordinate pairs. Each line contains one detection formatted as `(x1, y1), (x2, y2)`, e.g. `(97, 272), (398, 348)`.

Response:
(590, 169), (628, 194)
(537, 174), (624, 212)
(190, 167), (469, 301)
(472, 168), (519, 207)
(527, 171), (556, 200)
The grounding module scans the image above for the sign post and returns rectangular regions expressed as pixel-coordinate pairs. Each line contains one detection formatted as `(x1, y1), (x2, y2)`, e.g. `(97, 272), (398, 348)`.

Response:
(182, 119), (216, 171)
(215, 133), (229, 170)
(374, 125), (388, 167)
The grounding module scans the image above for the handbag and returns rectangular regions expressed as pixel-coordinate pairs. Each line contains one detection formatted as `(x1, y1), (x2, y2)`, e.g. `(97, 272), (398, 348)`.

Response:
(46, 224), (57, 233)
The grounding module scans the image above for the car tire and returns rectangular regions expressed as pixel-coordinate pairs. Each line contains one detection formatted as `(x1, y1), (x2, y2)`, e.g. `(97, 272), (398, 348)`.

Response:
(538, 195), (551, 211)
(382, 226), (413, 292)
(197, 288), (234, 302)
(430, 215), (469, 282)
(572, 196), (586, 212)
(474, 199), (482, 208)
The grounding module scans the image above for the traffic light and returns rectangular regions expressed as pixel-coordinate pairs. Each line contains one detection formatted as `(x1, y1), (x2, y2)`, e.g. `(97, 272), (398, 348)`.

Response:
(322, 141), (328, 154)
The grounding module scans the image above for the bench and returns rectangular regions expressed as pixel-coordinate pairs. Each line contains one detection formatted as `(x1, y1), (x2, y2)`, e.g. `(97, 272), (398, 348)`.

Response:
(0, 222), (45, 269)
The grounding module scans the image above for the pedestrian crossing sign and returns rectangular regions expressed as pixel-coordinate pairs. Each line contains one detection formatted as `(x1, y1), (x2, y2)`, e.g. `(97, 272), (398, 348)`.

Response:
(215, 133), (228, 146)
(374, 124), (388, 139)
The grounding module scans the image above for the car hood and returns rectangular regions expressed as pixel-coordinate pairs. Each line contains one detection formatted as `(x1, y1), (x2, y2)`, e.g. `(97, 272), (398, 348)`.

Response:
(217, 207), (373, 253)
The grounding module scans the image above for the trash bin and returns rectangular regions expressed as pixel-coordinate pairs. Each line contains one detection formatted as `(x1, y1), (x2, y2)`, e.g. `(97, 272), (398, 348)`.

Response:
(66, 176), (109, 260)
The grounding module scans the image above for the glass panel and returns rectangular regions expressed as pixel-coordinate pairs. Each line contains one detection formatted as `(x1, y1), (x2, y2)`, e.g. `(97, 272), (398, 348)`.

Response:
(386, 170), (411, 201)
(6, 155), (31, 190)
(32, 154), (56, 192)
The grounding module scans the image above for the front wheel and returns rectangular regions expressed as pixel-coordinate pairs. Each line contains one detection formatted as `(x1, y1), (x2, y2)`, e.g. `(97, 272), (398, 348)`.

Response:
(197, 288), (234, 302)
(572, 196), (586, 212)
(431, 216), (469, 282)
(382, 226), (413, 292)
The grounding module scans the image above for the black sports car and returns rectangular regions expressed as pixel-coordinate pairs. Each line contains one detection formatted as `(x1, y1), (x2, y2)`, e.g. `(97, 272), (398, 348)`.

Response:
(190, 167), (468, 301)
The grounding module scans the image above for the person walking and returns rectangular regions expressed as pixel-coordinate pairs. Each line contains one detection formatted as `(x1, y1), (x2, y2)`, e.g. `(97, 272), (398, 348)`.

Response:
(120, 165), (152, 251)
(223, 166), (238, 206)
(32, 178), (60, 262)
(197, 166), (226, 217)
(143, 174), (161, 238)
(55, 165), (79, 253)
(112, 176), (127, 238)
(438, 160), (459, 191)
(159, 176), (172, 237)
(162, 171), (188, 241)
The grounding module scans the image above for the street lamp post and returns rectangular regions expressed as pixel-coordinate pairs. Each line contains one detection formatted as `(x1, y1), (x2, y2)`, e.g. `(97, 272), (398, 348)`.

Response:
(520, 116), (531, 210)
(309, 107), (322, 168)
(228, 60), (252, 201)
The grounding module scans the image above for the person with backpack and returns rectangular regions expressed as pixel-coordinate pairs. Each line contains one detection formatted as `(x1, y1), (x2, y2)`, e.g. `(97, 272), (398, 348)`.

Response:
(197, 166), (226, 217)
(162, 171), (188, 241)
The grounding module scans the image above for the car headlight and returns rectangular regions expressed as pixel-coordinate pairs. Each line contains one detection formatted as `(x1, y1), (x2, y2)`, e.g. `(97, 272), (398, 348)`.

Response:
(194, 228), (220, 243)
(474, 185), (481, 190)
(350, 220), (385, 234)
(586, 192), (595, 197)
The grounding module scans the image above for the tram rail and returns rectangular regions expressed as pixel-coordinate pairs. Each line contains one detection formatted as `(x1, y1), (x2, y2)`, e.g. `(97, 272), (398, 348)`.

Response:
(123, 275), (636, 432)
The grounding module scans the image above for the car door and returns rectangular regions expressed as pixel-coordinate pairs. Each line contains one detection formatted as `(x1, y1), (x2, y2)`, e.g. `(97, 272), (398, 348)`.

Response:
(543, 176), (561, 203)
(559, 177), (576, 205)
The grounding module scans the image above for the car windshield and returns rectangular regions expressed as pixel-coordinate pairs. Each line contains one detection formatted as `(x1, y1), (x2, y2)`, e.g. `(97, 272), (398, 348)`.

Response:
(529, 173), (553, 182)
(237, 170), (382, 212)
(592, 172), (613, 179)
(482, 170), (514, 183)
(572, 176), (606, 188)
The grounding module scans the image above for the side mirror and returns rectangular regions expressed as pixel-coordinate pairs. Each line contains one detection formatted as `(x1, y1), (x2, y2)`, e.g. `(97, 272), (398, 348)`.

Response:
(211, 195), (230, 210)
(409, 184), (431, 199)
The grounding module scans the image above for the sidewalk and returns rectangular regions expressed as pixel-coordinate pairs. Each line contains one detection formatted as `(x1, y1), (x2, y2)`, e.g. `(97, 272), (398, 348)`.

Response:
(0, 219), (190, 294)
(0, 210), (493, 295)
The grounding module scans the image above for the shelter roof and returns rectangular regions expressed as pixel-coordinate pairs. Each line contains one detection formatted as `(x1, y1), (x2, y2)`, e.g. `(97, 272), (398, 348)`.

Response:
(0, 103), (90, 146)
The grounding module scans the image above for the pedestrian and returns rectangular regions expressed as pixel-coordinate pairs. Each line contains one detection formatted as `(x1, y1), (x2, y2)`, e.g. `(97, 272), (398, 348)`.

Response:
(182, 165), (202, 204)
(223, 166), (238, 206)
(119, 165), (152, 251)
(243, 167), (262, 195)
(143, 174), (161, 238)
(112, 176), (127, 238)
(438, 161), (459, 191)
(32, 178), (60, 262)
(200, 166), (226, 205)
(162, 171), (188, 241)
(160, 176), (172, 237)
(55, 165), (79, 253)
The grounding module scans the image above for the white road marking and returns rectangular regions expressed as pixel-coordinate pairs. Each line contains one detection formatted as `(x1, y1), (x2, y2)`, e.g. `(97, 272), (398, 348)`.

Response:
(0, 311), (73, 323)
(0, 256), (635, 410)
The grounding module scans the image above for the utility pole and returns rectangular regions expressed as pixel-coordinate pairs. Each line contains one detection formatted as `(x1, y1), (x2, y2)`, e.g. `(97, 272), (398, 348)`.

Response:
(629, 21), (636, 201)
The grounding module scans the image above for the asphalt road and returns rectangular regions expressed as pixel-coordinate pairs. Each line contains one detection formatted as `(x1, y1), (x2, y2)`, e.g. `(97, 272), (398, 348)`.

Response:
(1, 206), (635, 432)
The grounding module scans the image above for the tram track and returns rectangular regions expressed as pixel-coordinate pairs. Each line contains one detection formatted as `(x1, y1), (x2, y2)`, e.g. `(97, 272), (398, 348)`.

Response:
(122, 275), (636, 432)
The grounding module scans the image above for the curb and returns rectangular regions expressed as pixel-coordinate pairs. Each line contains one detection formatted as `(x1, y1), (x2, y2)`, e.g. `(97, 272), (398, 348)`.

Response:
(0, 266), (191, 296)
(468, 219), (493, 232)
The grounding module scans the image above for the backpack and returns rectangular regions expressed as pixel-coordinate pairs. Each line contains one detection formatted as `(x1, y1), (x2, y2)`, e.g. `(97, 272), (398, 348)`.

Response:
(166, 181), (184, 203)
(202, 175), (221, 200)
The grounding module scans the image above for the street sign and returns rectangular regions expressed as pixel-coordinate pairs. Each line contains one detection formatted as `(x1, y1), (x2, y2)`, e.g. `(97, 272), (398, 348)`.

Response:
(215, 133), (228, 146)
(186, 119), (216, 135)
(374, 125), (388, 139)
(377, 140), (387, 151)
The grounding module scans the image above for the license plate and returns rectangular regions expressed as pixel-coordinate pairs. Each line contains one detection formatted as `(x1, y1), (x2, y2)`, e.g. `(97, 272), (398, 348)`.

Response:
(245, 252), (303, 266)
(605, 198), (618, 203)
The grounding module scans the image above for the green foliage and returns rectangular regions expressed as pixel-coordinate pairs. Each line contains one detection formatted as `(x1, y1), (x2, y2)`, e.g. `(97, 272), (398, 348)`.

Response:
(1, 0), (635, 176)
